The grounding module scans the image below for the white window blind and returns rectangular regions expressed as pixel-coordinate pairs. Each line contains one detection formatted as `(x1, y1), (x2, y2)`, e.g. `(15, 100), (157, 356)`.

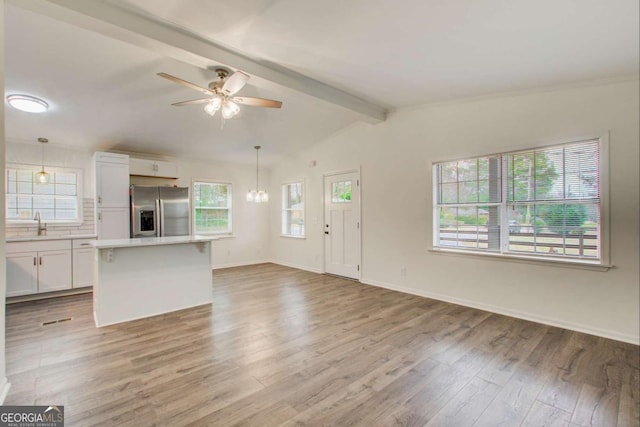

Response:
(506, 140), (600, 258)
(433, 138), (604, 262)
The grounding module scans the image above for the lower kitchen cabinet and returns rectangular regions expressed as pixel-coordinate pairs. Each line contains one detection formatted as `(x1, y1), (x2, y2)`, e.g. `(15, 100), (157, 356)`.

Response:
(6, 252), (38, 297)
(6, 238), (95, 297)
(73, 239), (95, 288)
(38, 250), (73, 293)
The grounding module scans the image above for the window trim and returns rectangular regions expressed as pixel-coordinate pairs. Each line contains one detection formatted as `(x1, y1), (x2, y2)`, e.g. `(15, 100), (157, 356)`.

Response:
(6, 163), (84, 226)
(430, 133), (610, 267)
(191, 179), (233, 236)
(281, 179), (306, 239)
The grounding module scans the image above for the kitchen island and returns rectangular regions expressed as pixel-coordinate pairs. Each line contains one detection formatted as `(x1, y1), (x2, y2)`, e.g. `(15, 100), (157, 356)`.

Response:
(91, 235), (218, 327)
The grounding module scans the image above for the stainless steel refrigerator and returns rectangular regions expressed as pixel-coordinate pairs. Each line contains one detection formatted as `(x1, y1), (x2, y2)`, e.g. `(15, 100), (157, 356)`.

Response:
(130, 185), (190, 237)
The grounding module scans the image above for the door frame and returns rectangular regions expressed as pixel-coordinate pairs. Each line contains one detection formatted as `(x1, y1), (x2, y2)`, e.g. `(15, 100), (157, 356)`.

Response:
(322, 168), (362, 281)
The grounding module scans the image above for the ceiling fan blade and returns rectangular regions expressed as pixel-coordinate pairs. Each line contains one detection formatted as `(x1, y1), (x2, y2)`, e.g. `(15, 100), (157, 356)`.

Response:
(233, 96), (282, 108)
(171, 98), (211, 107)
(157, 72), (213, 95)
(221, 71), (250, 95)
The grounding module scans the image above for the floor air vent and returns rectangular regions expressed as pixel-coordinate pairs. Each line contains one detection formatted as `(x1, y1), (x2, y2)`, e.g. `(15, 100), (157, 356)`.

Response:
(42, 317), (72, 326)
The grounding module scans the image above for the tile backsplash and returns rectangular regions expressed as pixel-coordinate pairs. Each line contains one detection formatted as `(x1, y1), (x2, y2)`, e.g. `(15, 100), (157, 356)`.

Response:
(5, 198), (96, 238)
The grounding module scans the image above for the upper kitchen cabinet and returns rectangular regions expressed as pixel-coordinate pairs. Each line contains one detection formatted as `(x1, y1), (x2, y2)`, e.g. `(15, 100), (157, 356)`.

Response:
(129, 158), (179, 179)
(95, 152), (130, 208)
(94, 152), (129, 239)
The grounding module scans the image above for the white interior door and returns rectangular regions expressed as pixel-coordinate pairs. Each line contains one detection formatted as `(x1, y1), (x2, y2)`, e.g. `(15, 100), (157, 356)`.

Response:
(324, 171), (361, 279)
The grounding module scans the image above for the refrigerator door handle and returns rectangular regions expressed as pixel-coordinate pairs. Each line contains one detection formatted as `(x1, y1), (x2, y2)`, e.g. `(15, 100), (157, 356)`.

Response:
(155, 199), (161, 237)
(159, 199), (165, 237)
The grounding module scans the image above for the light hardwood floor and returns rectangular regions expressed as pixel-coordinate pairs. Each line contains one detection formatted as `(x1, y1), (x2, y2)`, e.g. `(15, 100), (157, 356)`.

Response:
(4, 263), (639, 426)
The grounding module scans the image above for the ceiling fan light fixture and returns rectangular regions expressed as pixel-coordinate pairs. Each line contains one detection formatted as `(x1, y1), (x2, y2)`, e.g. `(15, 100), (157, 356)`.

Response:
(158, 69), (282, 126)
(222, 100), (240, 119)
(7, 94), (49, 113)
(204, 97), (221, 116)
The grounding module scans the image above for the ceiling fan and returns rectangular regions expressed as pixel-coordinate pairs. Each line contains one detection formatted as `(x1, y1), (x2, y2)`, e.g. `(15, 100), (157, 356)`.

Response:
(158, 68), (283, 121)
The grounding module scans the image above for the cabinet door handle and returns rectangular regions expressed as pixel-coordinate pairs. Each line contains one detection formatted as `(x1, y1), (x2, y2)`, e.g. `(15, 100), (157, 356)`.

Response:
(39, 257), (42, 265)
(98, 212), (102, 220)
(33, 257), (37, 266)
(80, 243), (91, 246)
(98, 196), (102, 204)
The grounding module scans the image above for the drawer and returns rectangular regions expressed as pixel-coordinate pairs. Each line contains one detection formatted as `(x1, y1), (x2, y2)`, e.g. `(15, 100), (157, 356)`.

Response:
(73, 238), (96, 249)
(7, 240), (71, 254)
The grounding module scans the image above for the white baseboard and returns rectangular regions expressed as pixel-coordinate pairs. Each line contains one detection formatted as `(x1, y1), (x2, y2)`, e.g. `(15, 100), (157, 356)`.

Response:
(269, 259), (323, 274)
(0, 377), (10, 404)
(361, 277), (640, 346)
(212, 260), (268, 270)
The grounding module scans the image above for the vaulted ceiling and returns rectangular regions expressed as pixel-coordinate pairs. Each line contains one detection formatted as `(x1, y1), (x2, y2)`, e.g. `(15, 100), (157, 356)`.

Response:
(4, 0), (639, 165)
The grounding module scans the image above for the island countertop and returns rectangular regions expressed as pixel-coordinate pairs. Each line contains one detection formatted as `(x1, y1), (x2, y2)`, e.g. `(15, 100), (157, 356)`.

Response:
(92, 234), (215, 327)
(7, 234), (98, 243)
(91, 235), (219, 249)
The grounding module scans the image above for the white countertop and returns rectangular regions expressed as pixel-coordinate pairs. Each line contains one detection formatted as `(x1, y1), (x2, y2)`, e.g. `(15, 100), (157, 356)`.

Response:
(92, 235), (219, 249)
(7, 234), (98, 243)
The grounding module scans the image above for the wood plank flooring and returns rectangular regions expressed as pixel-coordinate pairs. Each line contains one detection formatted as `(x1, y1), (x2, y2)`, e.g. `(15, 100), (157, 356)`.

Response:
(4, 263), (639, 426)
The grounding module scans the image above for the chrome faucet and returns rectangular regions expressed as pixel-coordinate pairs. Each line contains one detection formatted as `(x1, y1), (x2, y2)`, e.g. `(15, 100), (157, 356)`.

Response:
(34, 211), (47, 236)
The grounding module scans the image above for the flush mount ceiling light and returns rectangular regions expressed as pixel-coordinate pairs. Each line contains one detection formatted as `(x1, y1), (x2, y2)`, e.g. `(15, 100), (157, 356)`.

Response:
(35, 137), (50, 184)
(157, 68), (282, 127)
(247, 146), (269, 203)
(6, 94), (49, 113)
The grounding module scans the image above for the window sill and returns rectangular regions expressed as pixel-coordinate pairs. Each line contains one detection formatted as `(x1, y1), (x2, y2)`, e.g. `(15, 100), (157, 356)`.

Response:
(428, 247), (612, 272)
(280, 235), (306, 240)
(6, 221), (84, 228)
(195, 233), (235, 239)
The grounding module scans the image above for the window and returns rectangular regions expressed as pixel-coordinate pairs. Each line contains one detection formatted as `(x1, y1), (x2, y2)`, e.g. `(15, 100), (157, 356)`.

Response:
(331, 180), (352, 203)
(193, 181), (232, 234)
(6, 166), (81, 223)
(433, 138), (605, 263)
(282, 181), (304, 237)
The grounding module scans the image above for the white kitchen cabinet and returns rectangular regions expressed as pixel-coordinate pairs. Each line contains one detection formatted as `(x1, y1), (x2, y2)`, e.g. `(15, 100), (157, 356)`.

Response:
(130, 158), (179, 178)
(6, 252), (38, 297)
(97, 208), (130, 239)
(73, 239), (95, 288)
(94, 151), (130, 239)
(6, 240), (72, 296)
(95, 154), (130, 208)
(38, 250), (73, 292)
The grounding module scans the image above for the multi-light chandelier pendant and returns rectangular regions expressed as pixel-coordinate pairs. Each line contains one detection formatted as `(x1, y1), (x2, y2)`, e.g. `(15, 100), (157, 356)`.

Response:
(246, 146), (269, 203)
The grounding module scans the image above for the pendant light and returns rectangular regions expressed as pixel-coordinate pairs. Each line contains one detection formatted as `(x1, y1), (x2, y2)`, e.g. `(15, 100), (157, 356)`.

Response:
(35, 138), (50, 184)
(246, 146), (269, 203)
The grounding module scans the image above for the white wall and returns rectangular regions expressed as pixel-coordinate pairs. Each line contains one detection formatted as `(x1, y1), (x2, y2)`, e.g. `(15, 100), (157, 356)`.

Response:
(6, 141), (93, 195)
(269, 80), (640, 344)
(173, 157), (270, 268)
(4, 142), (270, 268)
(0, 0), (9, 404)
(5, 141), (95, 238)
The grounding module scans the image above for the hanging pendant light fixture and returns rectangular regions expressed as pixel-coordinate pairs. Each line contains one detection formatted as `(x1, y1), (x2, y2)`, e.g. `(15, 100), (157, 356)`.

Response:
(35, 137), (50, 184)
(246, 146), (269, 203)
